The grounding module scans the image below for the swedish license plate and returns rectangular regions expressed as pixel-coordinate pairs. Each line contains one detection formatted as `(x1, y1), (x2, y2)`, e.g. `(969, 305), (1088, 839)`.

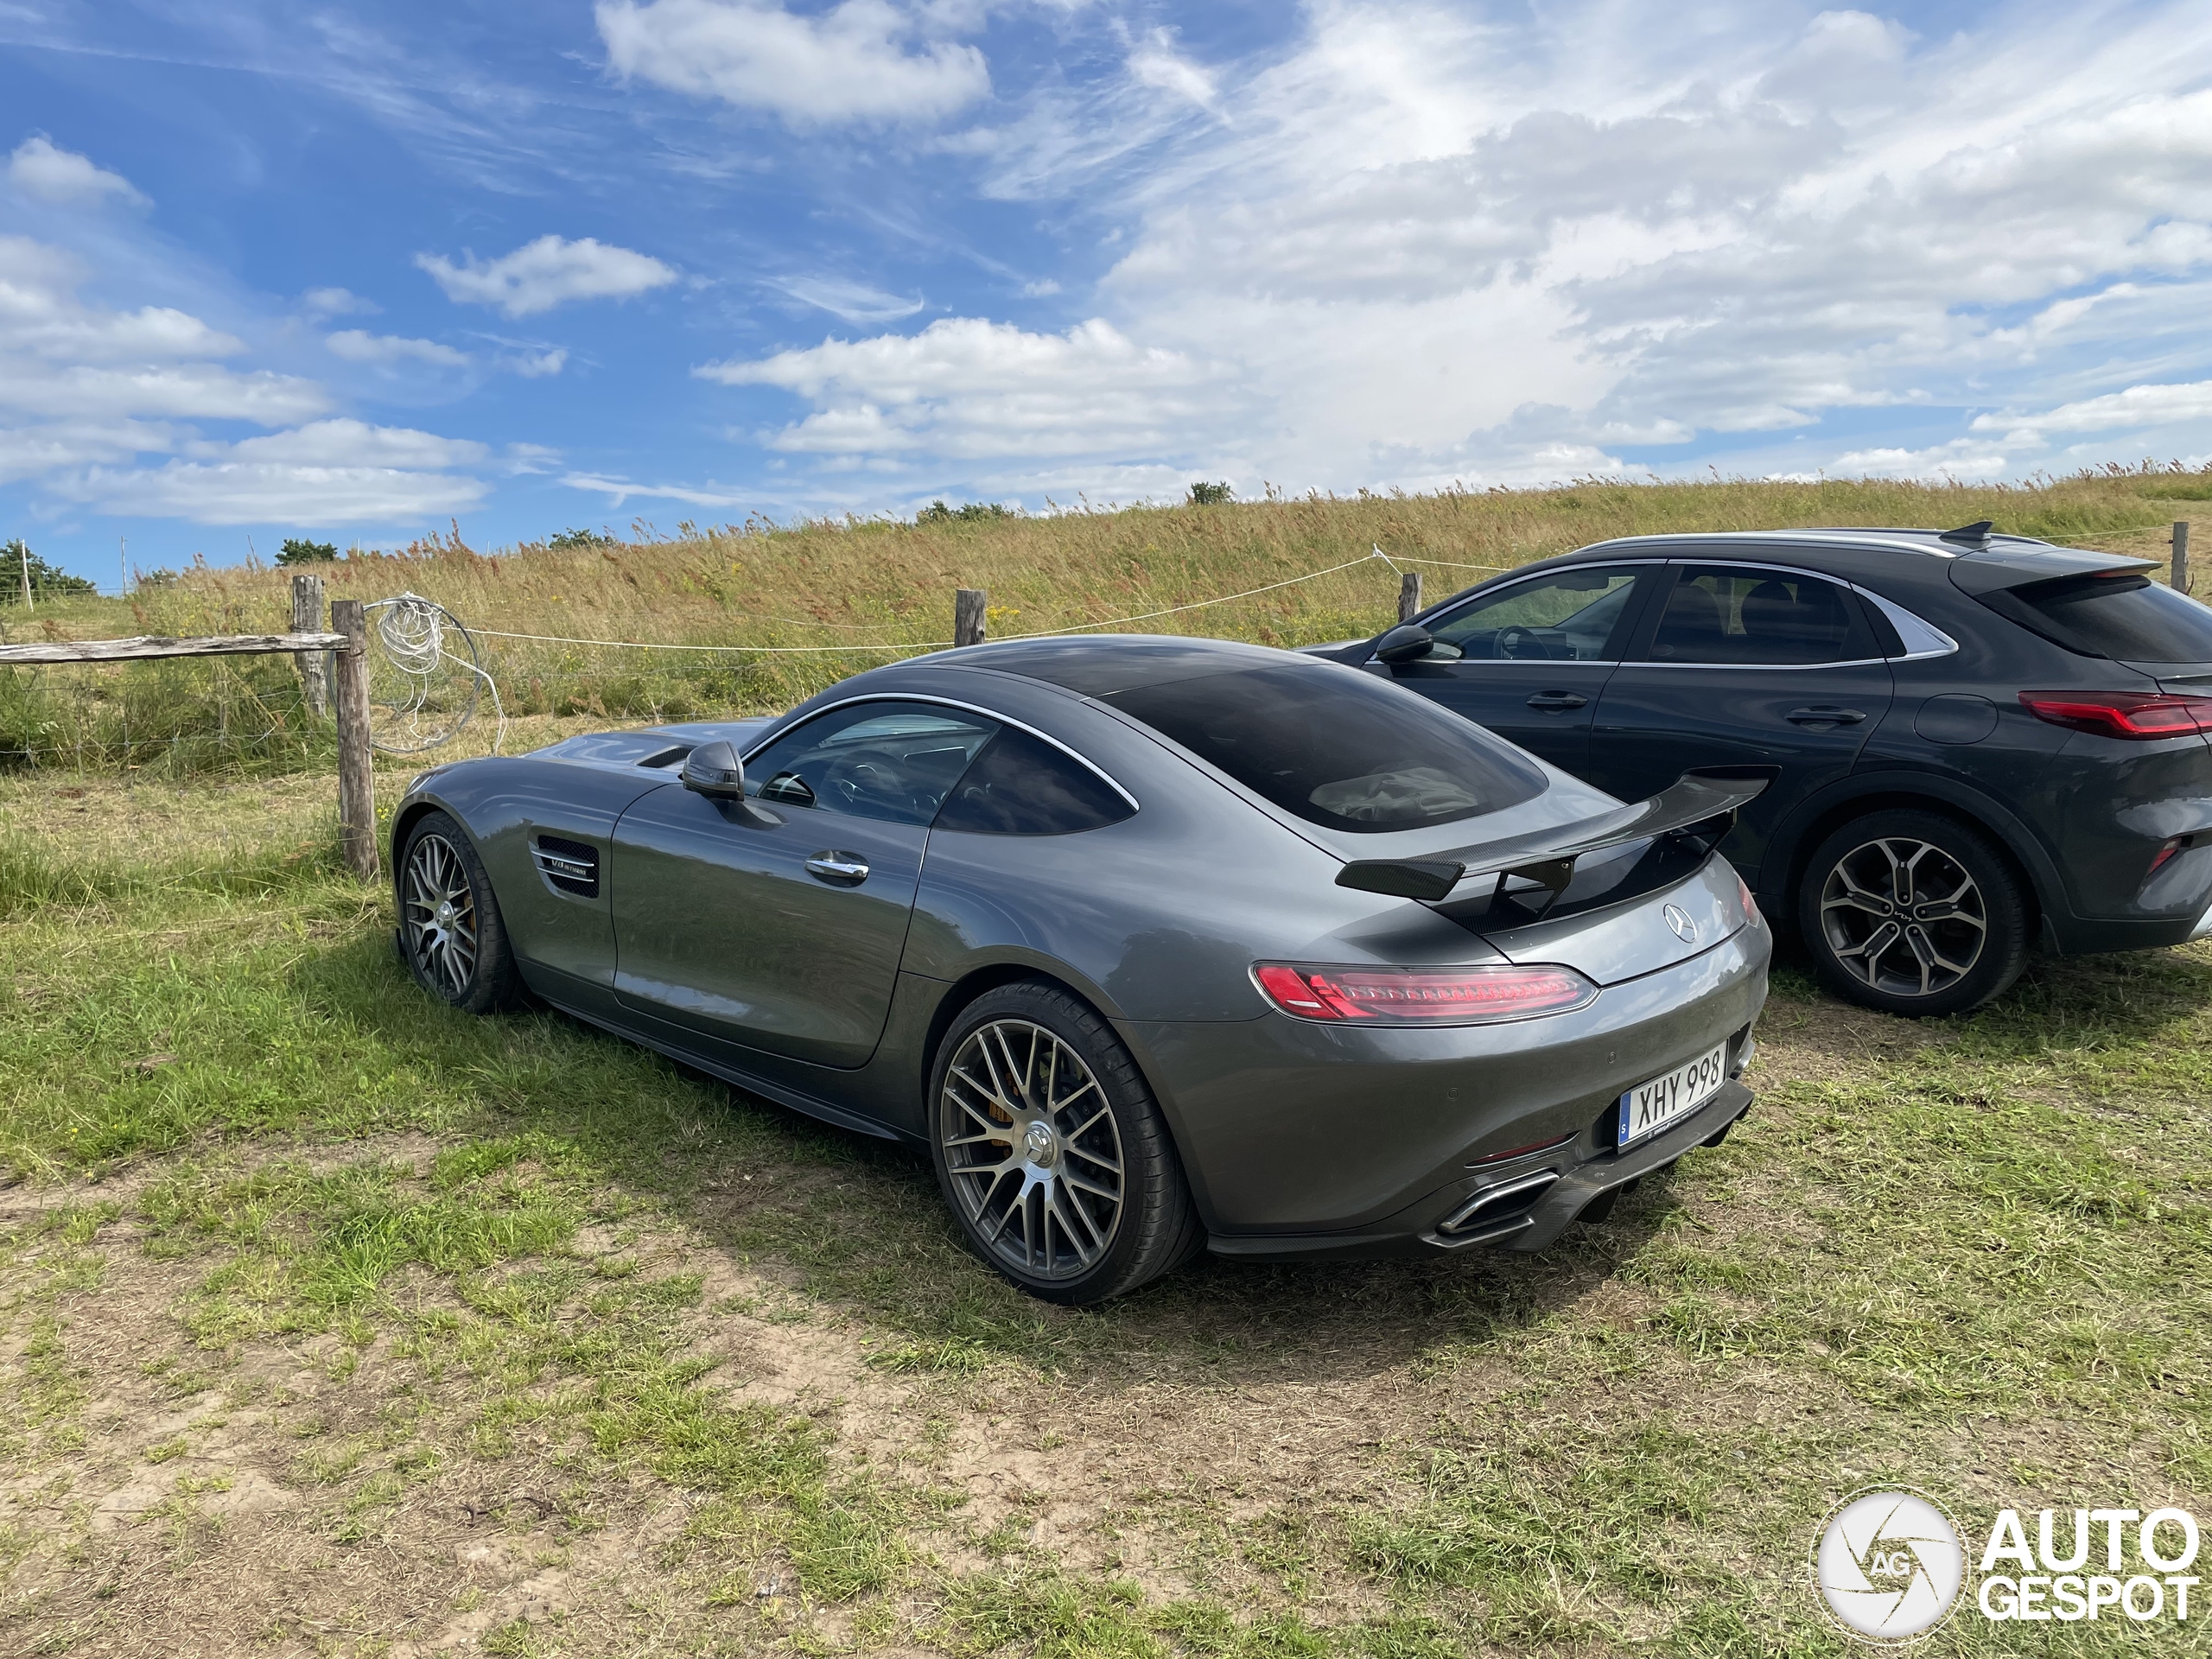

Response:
(1618, 1043), (1726, 1148)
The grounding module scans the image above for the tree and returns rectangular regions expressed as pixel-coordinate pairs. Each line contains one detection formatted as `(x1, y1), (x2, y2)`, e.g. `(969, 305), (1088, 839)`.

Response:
(3, 538), (98, 602)
(1186, 480), (1234, 505)
(277, 537), (340, 564)
(916, 499), (1015, 524)
(549, 527), (616, 550)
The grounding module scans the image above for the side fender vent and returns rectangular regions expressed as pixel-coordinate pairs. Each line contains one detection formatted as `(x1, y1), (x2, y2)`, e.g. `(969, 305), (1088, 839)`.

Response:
(533, 834), (601, 899)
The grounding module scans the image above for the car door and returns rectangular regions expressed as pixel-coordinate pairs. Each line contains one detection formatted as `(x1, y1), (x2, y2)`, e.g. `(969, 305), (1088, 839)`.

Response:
(609, 701), (999, 1068)
(1366, 563), (1657, 774)
(1587, 562), (1896, 891)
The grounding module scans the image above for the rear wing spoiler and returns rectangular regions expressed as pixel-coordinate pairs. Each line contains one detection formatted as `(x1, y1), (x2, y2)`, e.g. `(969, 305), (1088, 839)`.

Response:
(1335, 768), (1771, 907)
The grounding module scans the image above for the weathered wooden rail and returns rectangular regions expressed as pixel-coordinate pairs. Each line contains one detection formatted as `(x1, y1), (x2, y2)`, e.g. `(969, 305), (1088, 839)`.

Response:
(0, 597), (381, 880)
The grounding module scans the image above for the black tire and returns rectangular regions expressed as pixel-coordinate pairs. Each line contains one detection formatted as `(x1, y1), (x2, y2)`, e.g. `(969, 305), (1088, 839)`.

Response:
(398, 810), (524, 1014)
(927, 981), (1203, 1305)
(1797, 808), (2030, 1017)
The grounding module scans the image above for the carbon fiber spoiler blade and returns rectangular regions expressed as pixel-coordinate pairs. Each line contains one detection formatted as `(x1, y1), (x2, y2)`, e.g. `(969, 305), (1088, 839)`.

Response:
(1335, 768), (1771, 904)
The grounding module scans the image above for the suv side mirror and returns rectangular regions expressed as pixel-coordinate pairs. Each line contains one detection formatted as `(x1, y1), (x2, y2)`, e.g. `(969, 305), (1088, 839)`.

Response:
(1375, 623), (1436, 665)
(680, 740), (747, 799)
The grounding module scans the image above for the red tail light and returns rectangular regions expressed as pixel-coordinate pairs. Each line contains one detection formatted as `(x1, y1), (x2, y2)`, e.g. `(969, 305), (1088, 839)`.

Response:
(1251, 962), (1597, 1025)
(2019, 690), (2212, 741)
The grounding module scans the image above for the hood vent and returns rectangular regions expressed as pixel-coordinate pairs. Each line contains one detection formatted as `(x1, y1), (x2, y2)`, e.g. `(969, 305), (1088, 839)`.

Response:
(533, 834), (600, 899)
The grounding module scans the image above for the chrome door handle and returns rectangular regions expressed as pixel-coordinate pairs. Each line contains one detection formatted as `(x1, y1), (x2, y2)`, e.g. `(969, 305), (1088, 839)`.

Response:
(804, 851), (870, 886)
(1525, 691), (1588, 711)
(1786, 707), (1866, 726)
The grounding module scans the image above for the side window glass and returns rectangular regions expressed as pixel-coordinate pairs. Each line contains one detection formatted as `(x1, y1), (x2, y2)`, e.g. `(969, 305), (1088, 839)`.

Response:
(1644, 567), (1876, 665)
(743, 702), (999, 825)
(932, 729), (1135, 836)
(1427, 567), (1641, 661)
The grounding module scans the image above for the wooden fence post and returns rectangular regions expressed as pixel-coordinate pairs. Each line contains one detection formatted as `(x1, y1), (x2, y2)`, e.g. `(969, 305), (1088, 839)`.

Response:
(1397, 570), (1423, 623)
(2175, 521), (2191, 595)
(954, 587), (988, 647)
(332, 599), (378, 881)
(291, 572), (329, 716)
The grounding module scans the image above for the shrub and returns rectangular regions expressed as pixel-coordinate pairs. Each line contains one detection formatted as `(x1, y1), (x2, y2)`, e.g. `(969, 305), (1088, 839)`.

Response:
(1187, 480), (1235, 505)
(2, 539), (98, 601)
(277, 537), (340, 565)
(549, 527), (616, 550)
(917, 499), (1017, 524)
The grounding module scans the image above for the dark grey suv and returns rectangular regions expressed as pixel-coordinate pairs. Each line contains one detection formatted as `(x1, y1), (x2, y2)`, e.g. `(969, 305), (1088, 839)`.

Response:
(1325, 523), (2212, 1015)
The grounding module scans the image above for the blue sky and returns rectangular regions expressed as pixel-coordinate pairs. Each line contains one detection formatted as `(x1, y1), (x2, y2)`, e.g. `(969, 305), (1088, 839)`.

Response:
(3, 0), (2210, 583)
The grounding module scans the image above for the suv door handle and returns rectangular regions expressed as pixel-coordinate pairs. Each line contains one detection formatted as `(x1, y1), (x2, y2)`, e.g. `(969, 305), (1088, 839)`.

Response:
(1525, 691), (1588, 711)
(1786, 706), (1866, 726)
(804, 851), (870, 886)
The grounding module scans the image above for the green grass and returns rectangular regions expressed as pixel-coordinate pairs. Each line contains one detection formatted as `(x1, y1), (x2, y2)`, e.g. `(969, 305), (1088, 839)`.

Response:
(3, 765), (2212, 1651)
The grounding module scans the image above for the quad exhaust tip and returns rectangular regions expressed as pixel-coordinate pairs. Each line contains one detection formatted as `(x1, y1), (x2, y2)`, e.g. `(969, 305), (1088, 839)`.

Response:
(1437, 1168), (1560, 1238)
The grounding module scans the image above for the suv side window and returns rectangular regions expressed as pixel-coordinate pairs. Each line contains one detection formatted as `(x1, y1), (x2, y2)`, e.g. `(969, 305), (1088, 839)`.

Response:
(1425, 566), (1643, 661)
(1641, 566), (1879, 665)
(743, 702), (999, 825)
(932, 729), (1135, 835)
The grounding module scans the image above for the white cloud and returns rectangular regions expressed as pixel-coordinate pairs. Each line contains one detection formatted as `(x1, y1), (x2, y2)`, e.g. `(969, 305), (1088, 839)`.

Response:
(6, 136), (145, 207)
(54, 460), (492, 526)
(222, 418), (489, 470)
(596, 0), (991, 125)
(325, 328), (470, 367)
(0, 420), (177, 486)
(563, 471), (753, 507)
(1821, 441), (2014, 481)
(48, 419), (494, 525)
(1971, 379), (2212, 442)
(0, 362), (328, 423)
(416, 234), (677, 318)
(699, 316), (1238, 460)
(501, 346), (568, 378)
(709, 0), (2212, 497)
(1128, 31), (1217, 111)
(302, 286), (380, 319)
(769, 274), (925, 324)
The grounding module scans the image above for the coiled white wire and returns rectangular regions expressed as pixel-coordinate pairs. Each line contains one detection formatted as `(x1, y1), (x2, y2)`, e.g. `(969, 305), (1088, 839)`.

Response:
(365, 592), (506, 754)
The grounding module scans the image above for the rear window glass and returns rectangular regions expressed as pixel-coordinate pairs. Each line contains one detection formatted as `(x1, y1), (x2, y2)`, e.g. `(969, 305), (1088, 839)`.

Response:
(932, 729), (1135, 836)
(1987, 573), (2212, 663)
(1103, 662), (1545, 834)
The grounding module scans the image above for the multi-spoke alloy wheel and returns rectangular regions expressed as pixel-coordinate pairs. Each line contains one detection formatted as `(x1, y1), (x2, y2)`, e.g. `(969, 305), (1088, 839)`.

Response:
(1798, 810), (2028, 1018)
(1818, 836), (1986, 998)
(939, 1019), (1126, 1281)
(397, 809), (521, 1014)
(928, 982), (1201, 1304)
(404, 831), (480, 997)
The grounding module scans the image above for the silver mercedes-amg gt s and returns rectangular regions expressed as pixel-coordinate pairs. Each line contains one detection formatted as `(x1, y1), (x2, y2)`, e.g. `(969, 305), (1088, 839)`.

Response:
(391, 635), (1771, 1303)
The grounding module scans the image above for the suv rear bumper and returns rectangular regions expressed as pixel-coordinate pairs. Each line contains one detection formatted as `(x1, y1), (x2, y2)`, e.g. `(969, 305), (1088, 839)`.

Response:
(2045, 910), (2211, 955)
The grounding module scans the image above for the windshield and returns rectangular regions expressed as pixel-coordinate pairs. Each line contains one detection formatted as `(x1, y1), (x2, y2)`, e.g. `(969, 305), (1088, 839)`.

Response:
(1104, 661), (1547, 833)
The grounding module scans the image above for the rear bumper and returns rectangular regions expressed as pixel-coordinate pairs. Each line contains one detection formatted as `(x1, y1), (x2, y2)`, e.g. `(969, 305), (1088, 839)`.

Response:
(1205, 1075), (1752, 1262)
(2044, 911), (2211, 955)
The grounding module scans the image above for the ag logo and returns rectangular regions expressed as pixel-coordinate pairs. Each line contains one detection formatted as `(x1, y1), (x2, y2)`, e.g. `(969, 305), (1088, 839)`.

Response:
(1813, 1488), (1967, 1643)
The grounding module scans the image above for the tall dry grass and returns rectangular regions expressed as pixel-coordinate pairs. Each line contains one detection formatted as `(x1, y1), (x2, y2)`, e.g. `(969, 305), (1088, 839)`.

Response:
(3, 467), (2204, 772)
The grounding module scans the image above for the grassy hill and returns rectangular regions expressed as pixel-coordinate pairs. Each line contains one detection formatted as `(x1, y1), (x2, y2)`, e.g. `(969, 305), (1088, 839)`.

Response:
(3, 467), (2205, 772)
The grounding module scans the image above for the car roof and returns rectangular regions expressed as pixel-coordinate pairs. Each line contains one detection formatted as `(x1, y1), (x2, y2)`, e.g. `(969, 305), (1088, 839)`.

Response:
(1570, 527), (2067, 561)
(908, 632), (1303, 696)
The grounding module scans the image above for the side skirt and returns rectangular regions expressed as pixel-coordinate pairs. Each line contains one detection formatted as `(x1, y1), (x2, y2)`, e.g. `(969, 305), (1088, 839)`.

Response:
(535, 991), (917, 1146)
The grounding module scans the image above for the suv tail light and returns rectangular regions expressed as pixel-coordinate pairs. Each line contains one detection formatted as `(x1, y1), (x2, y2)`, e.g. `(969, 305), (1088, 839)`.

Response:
(2019, 690), (2212, 741)
(1251, 962), (1597, 1025)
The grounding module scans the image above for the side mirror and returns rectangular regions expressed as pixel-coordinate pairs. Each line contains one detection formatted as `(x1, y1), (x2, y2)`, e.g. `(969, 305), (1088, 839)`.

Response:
(1375, 623), (1435, 665)
(680, 740), (747, 799)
